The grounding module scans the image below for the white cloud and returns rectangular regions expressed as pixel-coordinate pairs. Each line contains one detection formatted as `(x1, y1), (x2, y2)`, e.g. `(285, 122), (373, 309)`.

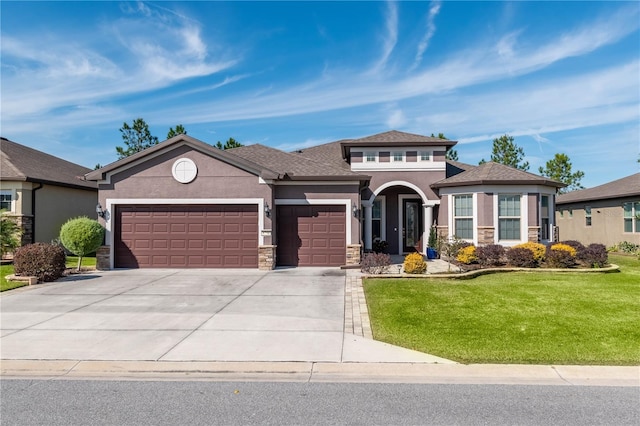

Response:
(410, 0), (441, 71)
(370, 1), (398, 73)
(386, 109), (408, 128)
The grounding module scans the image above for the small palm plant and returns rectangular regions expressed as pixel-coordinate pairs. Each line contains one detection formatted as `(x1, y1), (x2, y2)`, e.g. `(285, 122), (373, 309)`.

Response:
(0, 210), (22, 257)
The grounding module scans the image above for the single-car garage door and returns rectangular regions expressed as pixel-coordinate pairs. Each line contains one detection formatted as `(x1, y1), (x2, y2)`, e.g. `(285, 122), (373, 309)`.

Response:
(115, 205), (258, 268)
(276, 205), (346, 267)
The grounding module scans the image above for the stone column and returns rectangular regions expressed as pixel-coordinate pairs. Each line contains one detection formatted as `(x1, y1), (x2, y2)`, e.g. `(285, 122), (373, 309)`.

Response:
(362, 201), (373, 252)
(258, 245), (277, 270)
(96, 246), (111, 270)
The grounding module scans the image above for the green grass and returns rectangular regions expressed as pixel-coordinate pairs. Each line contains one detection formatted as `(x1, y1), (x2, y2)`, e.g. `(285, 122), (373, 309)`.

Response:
(0, 264), (27, 292)
(66, 256), (97, 269)
(364, 254), (640, 365)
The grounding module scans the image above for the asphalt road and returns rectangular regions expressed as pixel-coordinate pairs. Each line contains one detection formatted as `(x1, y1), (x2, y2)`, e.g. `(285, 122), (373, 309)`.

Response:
(2, 380), (638, 425)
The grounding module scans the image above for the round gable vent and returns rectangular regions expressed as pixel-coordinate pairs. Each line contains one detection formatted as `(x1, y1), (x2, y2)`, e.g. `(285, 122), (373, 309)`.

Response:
(172, 158), (198, 184)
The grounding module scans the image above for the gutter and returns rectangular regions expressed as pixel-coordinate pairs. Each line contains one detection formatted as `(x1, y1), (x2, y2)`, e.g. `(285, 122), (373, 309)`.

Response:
(31, 183), (43, 243)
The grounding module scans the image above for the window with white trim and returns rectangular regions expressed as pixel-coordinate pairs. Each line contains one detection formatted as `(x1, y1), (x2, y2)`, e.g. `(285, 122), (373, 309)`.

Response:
(453, 194), (473, 240)
(498, 194), (521, 240)
(0, 190), (13, 212)
(420, 151), (431, 161)
(372, 198), (382, 240)
(623, 202), (640, 233)
(365, 152), (376, 162)
(392, 152), (403, 162)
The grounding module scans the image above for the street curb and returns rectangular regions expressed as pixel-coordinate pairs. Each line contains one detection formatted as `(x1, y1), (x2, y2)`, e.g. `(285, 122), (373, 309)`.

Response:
(1, 360), (637, 386)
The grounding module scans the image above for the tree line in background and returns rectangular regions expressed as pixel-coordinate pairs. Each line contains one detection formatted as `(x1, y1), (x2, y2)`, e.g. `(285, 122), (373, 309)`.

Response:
(104, 119), (585, 193)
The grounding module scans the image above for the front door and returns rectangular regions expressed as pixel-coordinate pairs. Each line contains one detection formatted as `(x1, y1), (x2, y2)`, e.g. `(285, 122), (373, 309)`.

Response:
(403, 199), (423, 252)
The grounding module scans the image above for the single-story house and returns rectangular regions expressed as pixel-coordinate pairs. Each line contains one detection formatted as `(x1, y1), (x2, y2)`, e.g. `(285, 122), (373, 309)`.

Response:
(0, 137), (98, 247)
(85, 131), (564, 270)
(556, 173), (640, 247)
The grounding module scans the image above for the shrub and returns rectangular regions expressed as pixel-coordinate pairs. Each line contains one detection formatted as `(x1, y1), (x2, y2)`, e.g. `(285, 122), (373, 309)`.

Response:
(13, 243), (66, 282)
(561, 240), (586, 258)
(546, 243), (577, 268)
(403, 252), (427, 274)
(476, 244), (505, 267)
(361, 252), (391, 274)
(610, 241), (640, 254)
(579, 243), (608, 268)
(0, 211), (22, 256)
(372, 239), (389, 254)
(513, 242), (546, 263)
(59, 217), (105, 271)
(506, 247), (537, 268)
(456, 245), (478, 264)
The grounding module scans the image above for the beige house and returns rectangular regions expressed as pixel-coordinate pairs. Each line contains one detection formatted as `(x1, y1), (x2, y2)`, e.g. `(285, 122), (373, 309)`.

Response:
(0, 137), (98, 246)
(556, 173), (640, 247)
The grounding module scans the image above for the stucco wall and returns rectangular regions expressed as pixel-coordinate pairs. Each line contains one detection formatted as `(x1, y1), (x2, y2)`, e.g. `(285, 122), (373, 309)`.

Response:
(365, 170), (445, 202)
(556, 197), (640, 247)
(34, 185), (97, 243)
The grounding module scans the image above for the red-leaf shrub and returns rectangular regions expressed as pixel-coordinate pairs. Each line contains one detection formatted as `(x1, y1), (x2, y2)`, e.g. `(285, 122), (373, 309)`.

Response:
(560, 240), (586, 258)
(579, 243), (608, 268)
(506, 247), (537, 268)
(13, 242), (66, 282)
(476, 244), (505, 267)
(361, 252), (391, 274)
(546, 244), (577, 268)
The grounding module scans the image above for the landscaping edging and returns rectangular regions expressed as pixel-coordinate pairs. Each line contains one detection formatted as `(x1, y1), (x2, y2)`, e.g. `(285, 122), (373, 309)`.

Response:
(364, 264), (620, 280)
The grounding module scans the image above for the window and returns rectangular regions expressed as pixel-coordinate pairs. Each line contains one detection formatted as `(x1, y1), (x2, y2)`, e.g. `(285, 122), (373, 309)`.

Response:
(453, 195), (473, 240)
(372, 198), (382, 240)
(420, 151), (431, 161)
(365, 152), (376, 163)
(392, 152), (403, 162)
(498, 194), (521, 240)
(0, 191), (12, 212)
(623, 202), (640, 233)
(541, 195), (550, 240)
(585, 206), (592, 227)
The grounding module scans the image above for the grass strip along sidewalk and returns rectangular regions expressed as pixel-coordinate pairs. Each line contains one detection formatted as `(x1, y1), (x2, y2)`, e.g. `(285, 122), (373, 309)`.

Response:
(364, 254), (640, 365)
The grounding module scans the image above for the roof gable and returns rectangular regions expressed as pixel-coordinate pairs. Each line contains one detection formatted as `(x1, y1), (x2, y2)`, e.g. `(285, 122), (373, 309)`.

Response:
(556, 173), (640, 204)
(340, 130), (458, 159)
(1, 137), (96, 190)
(432, 161), (565, 189)
(85, 135), (279, 182)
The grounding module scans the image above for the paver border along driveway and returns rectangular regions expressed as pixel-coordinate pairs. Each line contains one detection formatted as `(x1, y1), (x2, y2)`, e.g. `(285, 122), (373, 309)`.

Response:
(0, 268), (347, 362)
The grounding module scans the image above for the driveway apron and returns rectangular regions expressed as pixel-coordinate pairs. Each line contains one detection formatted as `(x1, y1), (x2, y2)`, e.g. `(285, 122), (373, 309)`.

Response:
(0, 268), (346, 362)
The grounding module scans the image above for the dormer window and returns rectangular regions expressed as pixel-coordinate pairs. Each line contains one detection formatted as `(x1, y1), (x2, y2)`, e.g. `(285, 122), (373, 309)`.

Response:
(420, 151), (431, 161)
(392, 152), (403, 162)
(365, 152), (376, 162)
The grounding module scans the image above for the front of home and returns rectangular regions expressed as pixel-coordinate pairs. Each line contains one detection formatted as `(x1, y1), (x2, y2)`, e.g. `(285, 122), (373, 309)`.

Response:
(86, 131), (564, 270)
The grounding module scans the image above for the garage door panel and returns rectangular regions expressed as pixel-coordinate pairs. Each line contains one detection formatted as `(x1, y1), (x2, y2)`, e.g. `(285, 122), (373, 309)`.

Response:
(115, 205), (258, 268)
(276, 205), (346, 267)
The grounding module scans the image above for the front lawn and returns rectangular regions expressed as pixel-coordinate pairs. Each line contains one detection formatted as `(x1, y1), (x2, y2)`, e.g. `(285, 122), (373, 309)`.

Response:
(66, 256), (97, 269)
(364, 254), (640, 365)
(0, 264), (27, 292)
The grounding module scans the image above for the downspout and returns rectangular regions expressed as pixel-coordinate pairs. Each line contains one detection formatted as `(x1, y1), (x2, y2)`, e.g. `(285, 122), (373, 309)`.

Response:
(31, 183), (43, 243)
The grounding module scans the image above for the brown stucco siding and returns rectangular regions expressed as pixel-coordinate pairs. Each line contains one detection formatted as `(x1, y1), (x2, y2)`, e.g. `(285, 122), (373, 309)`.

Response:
(434, 151), (446, 161)
(351, 152), (363, 163)
(477, 193), (493, 227)
(556, 197), (640, 247)
(406, 151), (417, 162)
(379, 152), (390, 163)
(35, 184), (97, 243)
(366, 170), (444, 202)
(528, 193), (539, 226)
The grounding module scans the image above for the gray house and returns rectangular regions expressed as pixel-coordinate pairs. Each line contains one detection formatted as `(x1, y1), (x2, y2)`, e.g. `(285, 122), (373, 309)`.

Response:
(556, 173), (640, 247)
(86, 131), (564, 269)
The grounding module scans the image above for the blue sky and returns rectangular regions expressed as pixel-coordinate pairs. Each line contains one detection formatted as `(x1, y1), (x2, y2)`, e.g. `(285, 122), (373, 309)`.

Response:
(1, 1), (639, 188)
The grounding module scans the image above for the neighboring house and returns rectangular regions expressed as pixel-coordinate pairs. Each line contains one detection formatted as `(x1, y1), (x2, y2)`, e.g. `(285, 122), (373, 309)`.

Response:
(85, 131), (564, 270)
(556, 173), (640, 247)
(0, 137), (98, 246)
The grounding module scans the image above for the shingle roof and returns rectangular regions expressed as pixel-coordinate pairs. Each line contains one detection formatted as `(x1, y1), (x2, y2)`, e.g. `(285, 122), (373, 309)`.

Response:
(556, 173), (640, 204)
(85, 135), (279, 181)
(229, 143), (367, 180)
(292, 140), (352, 172)
(431, 161), (565, 189)
(340, 130), (458, 159)
(1, 137), (97, 190)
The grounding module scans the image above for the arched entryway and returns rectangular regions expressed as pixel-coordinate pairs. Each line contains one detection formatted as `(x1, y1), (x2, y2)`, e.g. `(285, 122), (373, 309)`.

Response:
(363, 181), (439, 255)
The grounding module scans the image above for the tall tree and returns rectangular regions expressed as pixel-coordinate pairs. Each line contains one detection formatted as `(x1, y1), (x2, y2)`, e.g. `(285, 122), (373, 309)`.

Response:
(215, 137), (243, 150)
(446, 149), (459, 161)
(538, 153), (585, 194)
(116, 118), (159, 159)
(480, 134), (529, 171)
(167, 124), (187, 139)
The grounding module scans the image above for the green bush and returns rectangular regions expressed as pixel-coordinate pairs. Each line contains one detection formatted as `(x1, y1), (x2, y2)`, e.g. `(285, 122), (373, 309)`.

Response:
(59, 217), (104, 271)
(403, 252), (427, 274)
(14, 243), (66, 282)
(0, 211), (22, 256)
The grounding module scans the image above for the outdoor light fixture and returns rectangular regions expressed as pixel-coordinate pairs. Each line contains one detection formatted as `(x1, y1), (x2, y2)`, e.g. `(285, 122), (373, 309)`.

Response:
(264, 202), (271, 218)
(352, 203), (359, 218)
(96, 203), (106, 219)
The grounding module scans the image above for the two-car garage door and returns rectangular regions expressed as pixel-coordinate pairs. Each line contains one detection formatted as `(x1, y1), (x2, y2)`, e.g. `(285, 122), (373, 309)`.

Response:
(114, 205), (258, 268)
